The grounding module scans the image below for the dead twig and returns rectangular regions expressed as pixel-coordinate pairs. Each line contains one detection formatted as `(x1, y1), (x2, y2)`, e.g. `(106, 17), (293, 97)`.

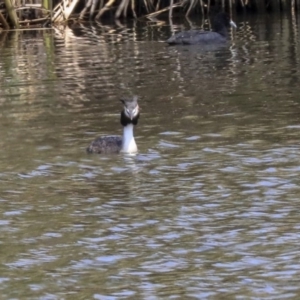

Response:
(144, 1), (182, 19)
(95, 0), (116, 20)
(19, 16), (49, 24)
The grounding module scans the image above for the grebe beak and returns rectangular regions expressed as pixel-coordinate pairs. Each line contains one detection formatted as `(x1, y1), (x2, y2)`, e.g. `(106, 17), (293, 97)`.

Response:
(230, 20), (237, 29)
(129, 107), (138, 120)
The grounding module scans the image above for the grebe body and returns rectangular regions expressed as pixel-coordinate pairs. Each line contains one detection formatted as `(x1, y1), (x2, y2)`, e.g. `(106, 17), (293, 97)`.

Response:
(87, 96), (140, 154)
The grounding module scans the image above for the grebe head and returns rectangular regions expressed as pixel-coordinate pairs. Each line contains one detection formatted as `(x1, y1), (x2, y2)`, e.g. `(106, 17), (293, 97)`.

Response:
(120, 96), (140, 126)
(213, 12), (237, 33)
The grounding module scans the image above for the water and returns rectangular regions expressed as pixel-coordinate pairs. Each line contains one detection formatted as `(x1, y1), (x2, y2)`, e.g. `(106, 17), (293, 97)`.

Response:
(1, 12), (300, 299)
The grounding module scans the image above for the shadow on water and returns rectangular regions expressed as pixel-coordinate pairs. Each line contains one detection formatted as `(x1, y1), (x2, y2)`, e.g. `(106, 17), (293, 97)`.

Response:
(1, 12), (300, 299)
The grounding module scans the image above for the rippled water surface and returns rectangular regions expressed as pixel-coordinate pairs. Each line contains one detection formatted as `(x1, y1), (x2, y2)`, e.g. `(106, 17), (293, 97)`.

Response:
(1, 12), (300, 299)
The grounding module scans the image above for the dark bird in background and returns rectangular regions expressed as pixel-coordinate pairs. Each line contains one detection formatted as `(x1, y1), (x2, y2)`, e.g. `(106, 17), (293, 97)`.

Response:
(166, 12), (237, 45)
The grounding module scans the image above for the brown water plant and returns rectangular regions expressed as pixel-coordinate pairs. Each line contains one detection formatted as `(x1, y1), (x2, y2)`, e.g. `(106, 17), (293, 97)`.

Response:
(77, 0), (300, 20)
(0, 0), (299, 28)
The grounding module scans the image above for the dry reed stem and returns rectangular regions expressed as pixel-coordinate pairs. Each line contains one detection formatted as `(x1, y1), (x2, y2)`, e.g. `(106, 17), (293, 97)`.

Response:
(199, 0), (205, 16)
(99, 0), (104, 10)
(79, 0), (92, 19)
(123, 0), (130, 17)
(90, 0), (99, 16)
(144, 1), (182, 19)
(143, 0), (150, 13)
(52, 3), (63, 22)
(185, 0), (195, 16)
(156, 0), (161, 11)
(169, 0), (173, 19)
(95, 0), (116, 19)
(115, 0), (129, 18)
(131, 0), (137, 18)
(0, 11), (9, 29)
(4, 0), (19, 28)
(19, 16), (48, 24)
(63, 0), (79, 20)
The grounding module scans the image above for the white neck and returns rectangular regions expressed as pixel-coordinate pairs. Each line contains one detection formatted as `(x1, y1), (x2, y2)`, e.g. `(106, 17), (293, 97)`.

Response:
(121, 124), (137, 153)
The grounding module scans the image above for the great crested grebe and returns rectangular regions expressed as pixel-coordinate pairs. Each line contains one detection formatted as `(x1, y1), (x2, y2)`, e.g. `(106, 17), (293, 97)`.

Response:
(86, 96), (140, 154)
(166, 12), (237, 45)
